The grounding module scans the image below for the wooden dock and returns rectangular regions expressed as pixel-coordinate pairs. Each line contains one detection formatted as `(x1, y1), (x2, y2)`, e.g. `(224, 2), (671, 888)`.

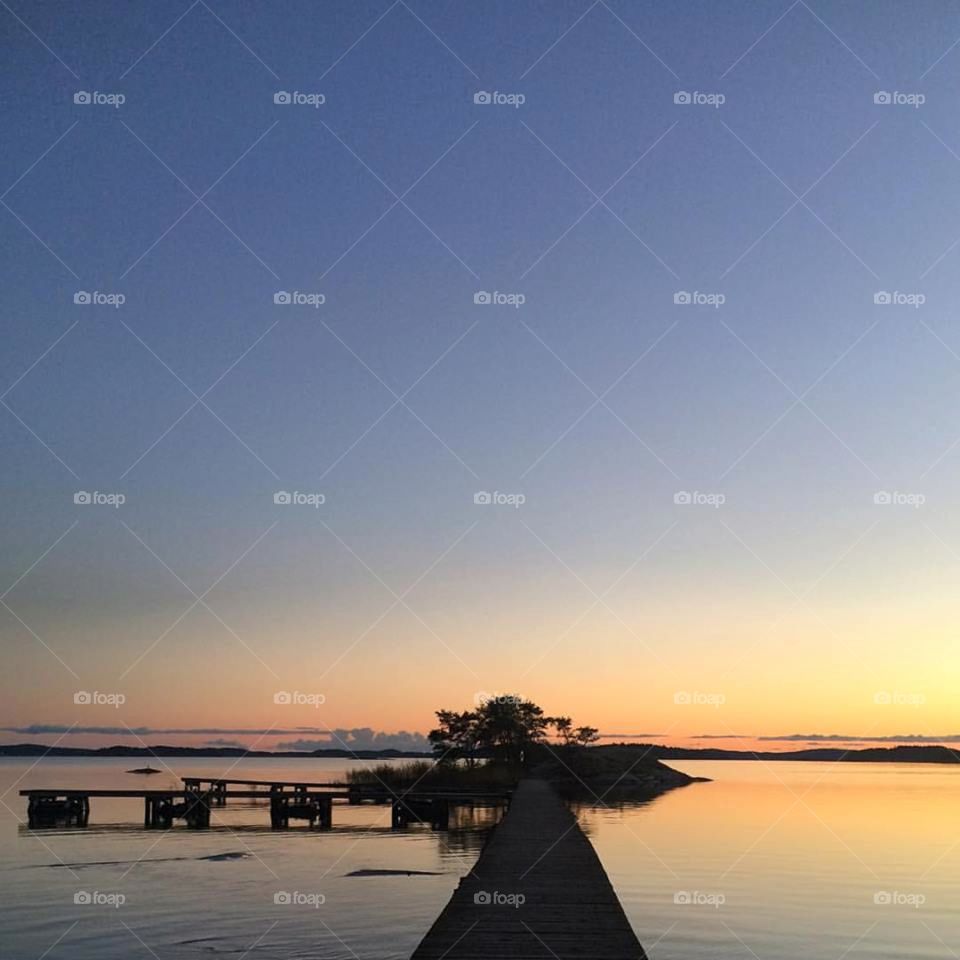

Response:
(19, 778), (510, 831)
(411, 779), (647, 960)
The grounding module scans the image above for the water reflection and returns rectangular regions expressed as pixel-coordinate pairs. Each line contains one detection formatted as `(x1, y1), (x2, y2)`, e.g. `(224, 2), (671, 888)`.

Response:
(17, 801), (505, 853)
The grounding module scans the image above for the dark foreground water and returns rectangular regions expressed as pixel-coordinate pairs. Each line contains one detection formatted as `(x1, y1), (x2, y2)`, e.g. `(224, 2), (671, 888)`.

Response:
(3, 757), (959, 959)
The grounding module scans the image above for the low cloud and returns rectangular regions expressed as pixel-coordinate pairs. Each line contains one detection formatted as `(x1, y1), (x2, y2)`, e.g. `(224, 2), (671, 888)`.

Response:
(277, 729), (430, 753)
(595, 733), (667, 739)
(4, 725), (355, 737)
(2, 724), (430, 752)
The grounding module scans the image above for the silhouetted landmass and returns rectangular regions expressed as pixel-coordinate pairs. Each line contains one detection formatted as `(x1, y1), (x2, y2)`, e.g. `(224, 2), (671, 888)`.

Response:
(0, 743), (432, 759)
(623, 743), (960, 764)
(529, 744), (707, 800)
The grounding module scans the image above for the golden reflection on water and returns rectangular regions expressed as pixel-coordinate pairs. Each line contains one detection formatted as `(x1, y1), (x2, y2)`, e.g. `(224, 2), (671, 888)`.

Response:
(576, 761), (960, 960)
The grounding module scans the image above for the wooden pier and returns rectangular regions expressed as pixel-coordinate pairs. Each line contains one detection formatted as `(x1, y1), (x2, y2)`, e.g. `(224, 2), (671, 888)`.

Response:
(20, 778), (510, 831)
(411, 779), (647, 960)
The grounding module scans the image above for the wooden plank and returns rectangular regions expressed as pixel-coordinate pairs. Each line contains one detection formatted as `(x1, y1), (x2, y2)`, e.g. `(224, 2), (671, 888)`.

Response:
(19, 787), (508, 800)
(411, 779), (646, 960)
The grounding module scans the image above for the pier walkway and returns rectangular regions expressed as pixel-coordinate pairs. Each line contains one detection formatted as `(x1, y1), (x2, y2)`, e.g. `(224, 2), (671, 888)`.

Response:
(20, 778), (510, 830)
(411, 779), (646, 960)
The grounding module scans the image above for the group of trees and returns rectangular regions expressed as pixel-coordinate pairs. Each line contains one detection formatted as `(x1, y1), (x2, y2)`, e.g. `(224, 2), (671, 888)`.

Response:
(428, 696), (599, 767)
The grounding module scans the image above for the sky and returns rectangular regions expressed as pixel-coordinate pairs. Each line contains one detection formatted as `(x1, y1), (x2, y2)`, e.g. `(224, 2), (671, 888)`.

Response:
(3, 0), (960, 752)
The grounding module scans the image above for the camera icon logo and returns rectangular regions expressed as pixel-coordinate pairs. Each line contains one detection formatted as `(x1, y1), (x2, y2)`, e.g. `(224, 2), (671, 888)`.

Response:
(74, 691), (92, 704)
(873, 491), (891, 505)
(874, 891), (892, 904)
(674, 91), (691, 104)
(474, 891), (492, 905)
(74, 891), (92, 904)
(274, 691), (293, 705)
(873, 291), (891, 305)
(673, 691), (692, 705)
(874, 91), (891, 105)
(74, 291), (91, 305)
(274, 291), (291, 305)
(673, 491), (691, 505)
(74, 491), (92, 504)
(274, 91), (291, 105)
(673, 891), (692, 904)
(873, 691), (892, 704)
(673, 291), (691, 305)
(273, 491), (292, 505)
(474, 491), (492, 505)
(274, 891), (292, 904)
(474, 291), (491, 305)
(473, 91), (492, 105)
(73, 91), (91, 105)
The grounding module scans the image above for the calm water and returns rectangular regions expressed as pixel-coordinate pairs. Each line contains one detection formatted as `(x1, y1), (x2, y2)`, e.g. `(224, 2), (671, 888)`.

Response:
(580, 760), (960, 960)
(3, 758), (958, 959)
(1, 757), (500, 960)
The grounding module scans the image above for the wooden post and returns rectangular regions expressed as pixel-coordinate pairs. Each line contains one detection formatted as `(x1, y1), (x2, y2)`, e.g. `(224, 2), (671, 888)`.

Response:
(317, 795), (332, 829)
(432, 798), (449, 830)
(270, 796), (288, 829)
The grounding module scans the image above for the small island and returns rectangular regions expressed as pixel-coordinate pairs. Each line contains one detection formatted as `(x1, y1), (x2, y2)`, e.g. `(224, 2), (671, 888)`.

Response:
(345, 695), (705, 801)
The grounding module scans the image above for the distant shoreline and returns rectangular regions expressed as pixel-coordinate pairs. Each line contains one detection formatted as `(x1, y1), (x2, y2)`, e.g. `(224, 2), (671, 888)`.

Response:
(633, 743), (960, 764)
(0, 744), (432, 759)
(0, 742), (957, 763)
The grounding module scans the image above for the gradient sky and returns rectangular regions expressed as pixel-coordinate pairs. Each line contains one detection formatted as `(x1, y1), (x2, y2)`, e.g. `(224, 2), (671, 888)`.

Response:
(3, 0), (960, 750)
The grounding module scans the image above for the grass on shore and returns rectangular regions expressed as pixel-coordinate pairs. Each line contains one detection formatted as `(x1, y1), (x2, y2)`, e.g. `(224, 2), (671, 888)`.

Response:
(346, 761), (518, 790)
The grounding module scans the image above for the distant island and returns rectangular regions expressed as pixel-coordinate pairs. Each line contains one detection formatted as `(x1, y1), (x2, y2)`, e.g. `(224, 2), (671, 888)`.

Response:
(630, 743), (960, 764)
(0, 743), (432, 759)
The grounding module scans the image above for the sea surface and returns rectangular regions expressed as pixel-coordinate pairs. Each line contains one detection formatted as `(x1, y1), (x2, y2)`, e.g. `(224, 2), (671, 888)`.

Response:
(2, 757), (958, 959)
(581, 759), (960, 960)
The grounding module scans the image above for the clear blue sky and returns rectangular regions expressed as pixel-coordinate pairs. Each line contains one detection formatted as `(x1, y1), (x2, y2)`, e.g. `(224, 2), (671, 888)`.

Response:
(4, 1), (960, 746)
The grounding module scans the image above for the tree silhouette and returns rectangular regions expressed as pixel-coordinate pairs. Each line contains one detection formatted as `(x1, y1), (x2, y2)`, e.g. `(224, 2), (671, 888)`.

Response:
(428, 697), (596, 767)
